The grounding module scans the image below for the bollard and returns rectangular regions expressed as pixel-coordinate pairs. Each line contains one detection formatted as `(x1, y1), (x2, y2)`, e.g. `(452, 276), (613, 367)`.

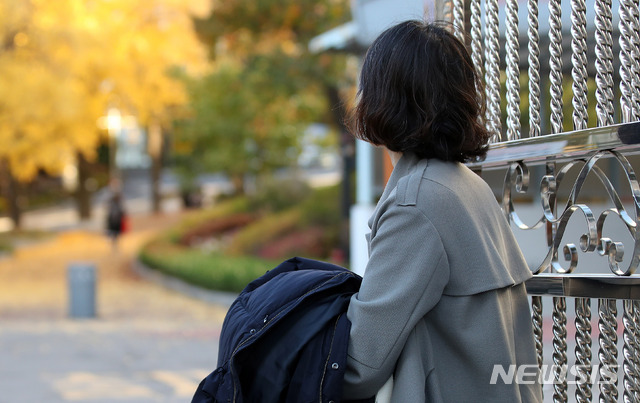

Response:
(68, 263), (96, 318)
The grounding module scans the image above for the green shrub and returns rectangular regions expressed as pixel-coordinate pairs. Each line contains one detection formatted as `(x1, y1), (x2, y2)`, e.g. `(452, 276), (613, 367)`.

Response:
(140, 238), (279, 293)
(299, 184), (341, 227)
(166, 197), (252, 243)
(256, 226), (326, 260)
(179, 213), (254, 246)
(226, 209), (301, 256)
(139, 184), (345, 292)
(249, 176), (311, 213)
(229, 184), (343, 260)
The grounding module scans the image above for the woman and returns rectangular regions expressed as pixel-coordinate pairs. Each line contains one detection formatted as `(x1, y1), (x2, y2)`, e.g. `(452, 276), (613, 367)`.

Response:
(342, 21), (542, 402)
(106, 191), (126, 250)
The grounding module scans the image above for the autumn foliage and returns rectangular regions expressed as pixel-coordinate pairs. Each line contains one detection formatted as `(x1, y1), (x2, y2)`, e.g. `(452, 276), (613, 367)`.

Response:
(0, 0), (209, 181)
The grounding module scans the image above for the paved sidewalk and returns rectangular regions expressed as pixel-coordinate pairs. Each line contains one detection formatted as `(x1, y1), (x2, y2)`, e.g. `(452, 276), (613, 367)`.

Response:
(0, 212), (229, 402)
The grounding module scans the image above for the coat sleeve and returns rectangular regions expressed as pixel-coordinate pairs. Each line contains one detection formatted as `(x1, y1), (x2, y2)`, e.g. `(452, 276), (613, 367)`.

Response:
(343, 204), (450, 400)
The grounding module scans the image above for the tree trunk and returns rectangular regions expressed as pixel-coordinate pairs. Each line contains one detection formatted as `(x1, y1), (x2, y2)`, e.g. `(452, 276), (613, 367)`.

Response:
(231, 174), (245, 196)
(1, 159), (22, 229)
(148, 119), (164, 214)
(75, 151), (92, 220)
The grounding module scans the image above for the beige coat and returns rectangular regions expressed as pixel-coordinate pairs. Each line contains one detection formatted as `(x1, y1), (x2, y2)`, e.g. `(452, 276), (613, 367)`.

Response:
(343, 153), (543, 402)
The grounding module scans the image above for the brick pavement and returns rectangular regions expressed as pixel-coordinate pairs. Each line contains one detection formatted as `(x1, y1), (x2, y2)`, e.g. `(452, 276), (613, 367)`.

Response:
(0, 212), (229, 402)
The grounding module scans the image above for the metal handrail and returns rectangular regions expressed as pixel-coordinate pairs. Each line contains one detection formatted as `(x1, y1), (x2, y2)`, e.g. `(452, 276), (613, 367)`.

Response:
(526, 273), (640, 299)
(467, 122), (640, 170)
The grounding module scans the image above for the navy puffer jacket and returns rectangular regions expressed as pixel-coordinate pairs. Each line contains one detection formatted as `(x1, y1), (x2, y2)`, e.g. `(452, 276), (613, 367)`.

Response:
(192, 257), (372, 403)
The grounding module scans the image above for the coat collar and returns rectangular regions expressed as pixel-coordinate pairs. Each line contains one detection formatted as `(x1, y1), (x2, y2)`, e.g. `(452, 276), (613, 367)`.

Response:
(378, 152), (425, 205)
(367, 152), (427, 231)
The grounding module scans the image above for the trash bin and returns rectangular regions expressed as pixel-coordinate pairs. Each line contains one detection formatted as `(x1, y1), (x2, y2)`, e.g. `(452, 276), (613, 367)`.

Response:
(68, 263), (96, 318)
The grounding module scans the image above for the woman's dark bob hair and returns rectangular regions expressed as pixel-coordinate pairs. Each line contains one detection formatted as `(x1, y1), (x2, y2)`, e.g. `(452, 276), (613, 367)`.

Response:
(348, 20), (490, 163)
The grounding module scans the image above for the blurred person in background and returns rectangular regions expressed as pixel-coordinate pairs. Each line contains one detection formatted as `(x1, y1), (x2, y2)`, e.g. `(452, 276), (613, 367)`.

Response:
(105, 180), (127, 251)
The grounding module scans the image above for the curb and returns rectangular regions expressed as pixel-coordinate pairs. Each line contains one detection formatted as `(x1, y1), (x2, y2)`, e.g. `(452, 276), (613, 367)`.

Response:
(132, 260), (239, 309)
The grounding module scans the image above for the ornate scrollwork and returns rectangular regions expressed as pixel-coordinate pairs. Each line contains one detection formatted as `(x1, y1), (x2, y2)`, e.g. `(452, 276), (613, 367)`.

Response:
(503, 150), (640, 275)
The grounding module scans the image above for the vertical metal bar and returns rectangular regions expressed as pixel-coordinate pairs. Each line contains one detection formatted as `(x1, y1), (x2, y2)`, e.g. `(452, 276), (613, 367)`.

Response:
(553, 296), (568, 403)
(505, 0), (521, 141)
(634, 300), (640, 401)
(598, 298), (619, 403)
(532, 296), (544, 369)
(470, 0), (483, 82)
(549, 0), (564, 134)
(595, 0), (616, 127)
(618, 0), (640, 122)
(632, 0), (640, 121)
(569, 14), (591, 402)
(622, 300), (640, 402)
(442, 0), (454, 26)
(528, 0), (542, 137)
(452, 0), (465, 42)
(484, 0), (502, 143)
(575, 298), (593, 403)
(571, 0), (589, 131)
(635, 0), (640, 121)
(546, 163), (558, 267)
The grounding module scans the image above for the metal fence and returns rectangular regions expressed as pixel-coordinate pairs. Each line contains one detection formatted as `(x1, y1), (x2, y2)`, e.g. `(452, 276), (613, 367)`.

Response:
(437, 0), (640, 400)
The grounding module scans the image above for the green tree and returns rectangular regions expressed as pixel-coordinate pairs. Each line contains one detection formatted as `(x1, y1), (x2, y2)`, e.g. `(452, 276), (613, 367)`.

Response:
(173, 0), (353, 194)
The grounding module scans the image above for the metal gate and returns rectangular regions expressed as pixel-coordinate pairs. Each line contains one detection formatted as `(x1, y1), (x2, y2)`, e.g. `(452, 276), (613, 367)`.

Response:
(435, 0), (640, 400)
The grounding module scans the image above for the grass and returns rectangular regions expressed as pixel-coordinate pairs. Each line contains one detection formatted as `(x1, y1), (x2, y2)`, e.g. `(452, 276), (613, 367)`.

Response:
(0, 230), (52, 254)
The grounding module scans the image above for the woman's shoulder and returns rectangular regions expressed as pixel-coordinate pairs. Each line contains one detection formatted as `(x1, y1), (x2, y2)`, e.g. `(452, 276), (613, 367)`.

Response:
(394, 158), (487, 207)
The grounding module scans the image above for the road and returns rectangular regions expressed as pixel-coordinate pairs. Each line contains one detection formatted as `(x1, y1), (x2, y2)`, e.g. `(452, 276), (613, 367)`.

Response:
(0, 210), (231, 402)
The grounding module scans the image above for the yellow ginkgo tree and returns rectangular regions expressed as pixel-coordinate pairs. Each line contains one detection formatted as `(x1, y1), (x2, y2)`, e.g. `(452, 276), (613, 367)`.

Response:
(0, 0), (99, 225)
(0, 0), (208, 226)
(102, 0), (209, 213)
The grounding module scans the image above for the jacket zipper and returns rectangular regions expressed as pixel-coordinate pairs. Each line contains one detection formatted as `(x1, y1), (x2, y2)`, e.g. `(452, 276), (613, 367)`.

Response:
(319, 314), (341, 402)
